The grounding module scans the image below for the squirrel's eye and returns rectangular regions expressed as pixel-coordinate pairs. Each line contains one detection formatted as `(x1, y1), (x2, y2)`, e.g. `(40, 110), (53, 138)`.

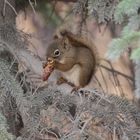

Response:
(54, 49), (60, 56)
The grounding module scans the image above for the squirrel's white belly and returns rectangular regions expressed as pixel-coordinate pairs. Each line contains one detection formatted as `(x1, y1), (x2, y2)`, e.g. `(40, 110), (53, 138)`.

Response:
(62, 64), (81, 86)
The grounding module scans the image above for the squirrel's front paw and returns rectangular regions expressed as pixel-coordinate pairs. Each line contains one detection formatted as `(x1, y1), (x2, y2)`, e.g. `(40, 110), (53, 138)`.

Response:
(57, 77), (67, 85)
(71, 86), (81, 93)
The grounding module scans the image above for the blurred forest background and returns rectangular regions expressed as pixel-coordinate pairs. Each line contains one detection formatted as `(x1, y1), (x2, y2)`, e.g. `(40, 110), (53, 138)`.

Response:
(0, 0), (140, 139)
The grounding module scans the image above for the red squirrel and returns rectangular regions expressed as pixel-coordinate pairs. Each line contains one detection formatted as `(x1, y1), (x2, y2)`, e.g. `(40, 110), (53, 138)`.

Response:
(46, 30), (98, 88)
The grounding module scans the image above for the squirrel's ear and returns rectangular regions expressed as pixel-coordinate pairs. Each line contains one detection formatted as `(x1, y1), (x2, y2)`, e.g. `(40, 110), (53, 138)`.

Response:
(53, 29), (67, 39)
(60, 29), (67, 36)
(53, 34), (59, 39)
(63, 38), (70, 50)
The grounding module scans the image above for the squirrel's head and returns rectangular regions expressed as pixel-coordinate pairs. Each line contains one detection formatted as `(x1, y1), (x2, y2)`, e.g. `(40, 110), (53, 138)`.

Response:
(46, 37), (77, 67)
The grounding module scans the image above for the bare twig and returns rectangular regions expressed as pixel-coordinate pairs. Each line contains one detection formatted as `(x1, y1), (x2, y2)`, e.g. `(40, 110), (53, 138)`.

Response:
(3, 0), (18, 16)
(99, 64), (133, 81)
(80, 116), (93, 133)
(28, 0), (36, 14)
